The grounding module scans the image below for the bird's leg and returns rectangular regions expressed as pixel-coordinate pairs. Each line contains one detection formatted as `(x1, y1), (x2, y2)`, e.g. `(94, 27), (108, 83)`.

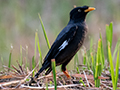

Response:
(62, 69), (71, 79)
(62, 63), (71, 79)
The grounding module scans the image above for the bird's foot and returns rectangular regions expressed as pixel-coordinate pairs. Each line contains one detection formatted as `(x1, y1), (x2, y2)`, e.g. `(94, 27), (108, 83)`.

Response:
(62, 70), (71, 79)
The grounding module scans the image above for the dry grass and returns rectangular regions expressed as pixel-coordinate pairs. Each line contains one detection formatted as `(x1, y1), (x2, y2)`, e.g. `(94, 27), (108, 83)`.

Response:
(0, 64), (120, 90)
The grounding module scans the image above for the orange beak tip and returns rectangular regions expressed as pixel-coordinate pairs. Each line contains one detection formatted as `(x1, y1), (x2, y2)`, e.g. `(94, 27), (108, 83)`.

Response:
(85, 7), (95, 12)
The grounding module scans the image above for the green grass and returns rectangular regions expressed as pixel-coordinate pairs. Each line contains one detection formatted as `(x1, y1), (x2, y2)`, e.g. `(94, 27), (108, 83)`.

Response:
(38, 13), (51, 49)
(90, 38), (104, 87)
(108, 43), (119, 90)
(8, 45), (13, 69)
(8, 52), (12, 69)
(113, 39), (120, 59)
(106, 22), (119, 89)
(35, 31), (43, 67)
(32, 56), (35, 76)
(106, 22), (113, 61)
(82, 48), (91, 70)
(25, 45), (29, 69)
(51, 59), (57, 90)
(46, 82), (48, 90)
(94, 39), (102, 87)
(79, 77), (86, 87)
(32, 31), (43, 75)
(83, 22), (119, 88)
(34, 32), (37, 63)
(99, 33), (105, 68)
(32, 32), (38, 76)
(20, 45), (23, 66)
(74, 52), (79, 70)
(106, 22), (113, 48)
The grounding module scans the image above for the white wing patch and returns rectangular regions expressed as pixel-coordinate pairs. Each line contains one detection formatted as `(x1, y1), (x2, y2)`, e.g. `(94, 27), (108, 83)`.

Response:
(58, 40), (68, 51)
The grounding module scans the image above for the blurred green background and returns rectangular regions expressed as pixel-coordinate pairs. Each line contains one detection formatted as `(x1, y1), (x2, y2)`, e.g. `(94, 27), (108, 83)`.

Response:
(0, 0), (120, 70)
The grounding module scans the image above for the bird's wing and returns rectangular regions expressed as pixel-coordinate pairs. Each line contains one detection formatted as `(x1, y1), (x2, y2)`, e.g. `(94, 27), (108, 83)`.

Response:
(43, 25), (78, 64)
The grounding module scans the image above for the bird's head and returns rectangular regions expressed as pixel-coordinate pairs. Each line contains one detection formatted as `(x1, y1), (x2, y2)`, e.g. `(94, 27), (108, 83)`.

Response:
(70, 6), (95, 22)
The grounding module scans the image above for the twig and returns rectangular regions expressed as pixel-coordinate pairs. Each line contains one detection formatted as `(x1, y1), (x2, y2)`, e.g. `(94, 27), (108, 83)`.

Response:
(58, 81), (68, 90)
(37, 72), (65, 80)
(21, 84), (80, 89)
(16, 61), (24, 75)
(83, 71), (90, 87)
(0, 80), (21, 87)
(12, 65), (21, 74)
(0, 63), (39, 87)
(101, 82), (112, 90)
(88, 80), (94, 87)
(3, 65), (19, 75)
(19, 63), (39, 84)
(37, 74), (53, 80)
(0, 84), (5, 89)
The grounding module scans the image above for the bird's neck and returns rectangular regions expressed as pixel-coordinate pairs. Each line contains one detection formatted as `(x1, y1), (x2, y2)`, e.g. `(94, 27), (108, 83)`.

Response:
(69, 16), (86, 24)
(68, 19), (85, 24)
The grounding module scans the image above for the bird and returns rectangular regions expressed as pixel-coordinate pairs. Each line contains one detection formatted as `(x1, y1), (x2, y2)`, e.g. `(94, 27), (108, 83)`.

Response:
(35, 6), (95, 79)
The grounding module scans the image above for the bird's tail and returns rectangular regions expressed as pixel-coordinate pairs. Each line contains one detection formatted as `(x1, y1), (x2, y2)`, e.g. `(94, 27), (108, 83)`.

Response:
(34, 67), (44, 78)
(34, 61), (50, 78)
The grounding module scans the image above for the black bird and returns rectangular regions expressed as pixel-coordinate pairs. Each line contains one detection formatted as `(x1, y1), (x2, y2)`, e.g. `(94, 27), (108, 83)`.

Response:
(35, 6), (95, 79)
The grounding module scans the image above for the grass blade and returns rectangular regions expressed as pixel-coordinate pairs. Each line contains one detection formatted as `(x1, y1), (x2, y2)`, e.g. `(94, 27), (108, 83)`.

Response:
(91, 53), (95, 79)
(8, 45), (13, 69)
(36, 31), (43, 67)
(106, 22), (113, 62)
(82, 48), (90, 70)
(37, 34), (42, 61)
(83, 52), (86, 65)
(90, 38), (93, 54)
(106, 22), (113, 48)
(20, 45), (23, 65)
(25, 45), (29, 68)
(79, 78), (86, 87)
(74, 52), (79, 69)
(32, 56), (35, 76)
(51, 59), (57, 90)
(8, 51), (12, 69)
(74, 52), (80, 73)
(113, 39), (120, 59)
(46, 83), (48, 90)
(34, 32), (37, 62)
(109, 22), (113, 46)
(95, 39), (102, 87)
(100, 33), (105, 68)
(38, 13), (51, 49)
(115, 49), (119, 89)
(108, 43), (115, 90)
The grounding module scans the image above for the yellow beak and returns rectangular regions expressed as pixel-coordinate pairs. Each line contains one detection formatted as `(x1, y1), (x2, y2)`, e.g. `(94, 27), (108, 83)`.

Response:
(84, 7), (95, 12)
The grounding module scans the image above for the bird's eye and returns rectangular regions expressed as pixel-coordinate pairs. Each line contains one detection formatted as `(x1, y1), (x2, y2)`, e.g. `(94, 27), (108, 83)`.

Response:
(78, 9), (81, 12)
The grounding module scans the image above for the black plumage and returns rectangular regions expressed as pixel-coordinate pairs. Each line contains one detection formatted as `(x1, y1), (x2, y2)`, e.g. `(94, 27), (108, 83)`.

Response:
(35, 6), (95, 78)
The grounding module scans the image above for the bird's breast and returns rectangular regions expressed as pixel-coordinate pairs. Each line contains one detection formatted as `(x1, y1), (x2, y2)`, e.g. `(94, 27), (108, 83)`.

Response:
(76, 24), (87, 43)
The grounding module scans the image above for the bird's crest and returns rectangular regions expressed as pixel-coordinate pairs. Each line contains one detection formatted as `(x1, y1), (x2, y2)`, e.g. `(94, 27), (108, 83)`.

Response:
(74, 5), (77, 8)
